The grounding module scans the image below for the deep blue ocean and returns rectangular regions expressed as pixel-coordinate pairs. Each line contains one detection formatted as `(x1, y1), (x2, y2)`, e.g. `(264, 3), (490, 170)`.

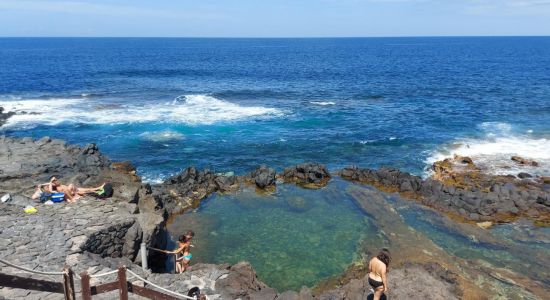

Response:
(1, 37), (550, 181)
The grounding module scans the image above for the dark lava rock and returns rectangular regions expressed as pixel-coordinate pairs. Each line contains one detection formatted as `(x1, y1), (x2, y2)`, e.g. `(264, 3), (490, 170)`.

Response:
(518, 172), (533, 179)
(215, 262), (276, 300)
(0, 106), (15, 127)
(250, 165), (276, 189)
(0, 136), (117, 195)
(338, 165), (550, 224)
(282, 163), (331, 187)
(511, 156), (539, 167)
(152, 167), (239, 214)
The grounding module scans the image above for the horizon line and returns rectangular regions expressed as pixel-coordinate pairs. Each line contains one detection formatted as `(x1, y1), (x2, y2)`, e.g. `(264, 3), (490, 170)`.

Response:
(1, 35), (550, 39)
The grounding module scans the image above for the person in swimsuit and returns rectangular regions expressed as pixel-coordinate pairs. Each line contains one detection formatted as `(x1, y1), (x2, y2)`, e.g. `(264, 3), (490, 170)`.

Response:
(163, 230), (195, 274)
(31, 176), (61, 200)
(368, 248), (391, 300)
(57, 182), (105, 202)
(32, 176), (105, 203)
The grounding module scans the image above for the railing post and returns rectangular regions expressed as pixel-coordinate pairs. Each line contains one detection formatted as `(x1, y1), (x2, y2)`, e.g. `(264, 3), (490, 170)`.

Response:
(80, 271), (92, 300)
(62, 267), (75, 300)
(140, 243), (148, 271)
(118, 265), (128, 300)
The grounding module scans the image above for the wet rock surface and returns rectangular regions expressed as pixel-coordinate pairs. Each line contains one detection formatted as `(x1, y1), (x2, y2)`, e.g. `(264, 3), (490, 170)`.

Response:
(338, 157), (550, 224)
(0, 107), (14, 127)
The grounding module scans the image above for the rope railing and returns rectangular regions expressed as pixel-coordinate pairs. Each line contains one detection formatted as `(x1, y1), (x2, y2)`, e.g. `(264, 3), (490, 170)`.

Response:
(0, 257), (66, 276)
(89, 269), (118, 278)
(126, 268), (203, 300)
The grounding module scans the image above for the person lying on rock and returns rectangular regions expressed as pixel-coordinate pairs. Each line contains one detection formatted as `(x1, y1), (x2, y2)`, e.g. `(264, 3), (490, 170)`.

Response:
(162, 230), (195, 274)
(32, 176), (105, 203)
(31, 176), (59, 201)
(58, 182), (106, 203)
(368, 248), (391, 300)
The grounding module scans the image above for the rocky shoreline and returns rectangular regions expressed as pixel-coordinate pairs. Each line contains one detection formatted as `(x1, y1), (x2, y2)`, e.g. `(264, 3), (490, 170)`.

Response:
(1, 135), (549, 299)
(338, 156), (550, 227)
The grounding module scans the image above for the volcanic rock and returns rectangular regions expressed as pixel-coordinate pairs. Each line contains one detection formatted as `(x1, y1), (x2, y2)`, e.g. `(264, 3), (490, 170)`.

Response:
(250, 165), (276, 189)
(511, 156), (539, 167)
(0, 106), (15, 127)
(282, 163), (331, 188)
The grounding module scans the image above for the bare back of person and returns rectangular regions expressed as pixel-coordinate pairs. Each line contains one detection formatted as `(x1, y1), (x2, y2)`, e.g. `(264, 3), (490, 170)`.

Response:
(368, 257), (385, 282)
(368, 249), (391, 300)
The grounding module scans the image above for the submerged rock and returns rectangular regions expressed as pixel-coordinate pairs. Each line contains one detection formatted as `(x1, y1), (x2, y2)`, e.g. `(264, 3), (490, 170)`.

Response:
(285, 196), (312, 212)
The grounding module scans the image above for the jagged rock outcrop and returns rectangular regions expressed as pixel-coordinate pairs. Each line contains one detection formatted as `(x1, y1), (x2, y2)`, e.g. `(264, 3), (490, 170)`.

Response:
(0, 106), (14, 127)
(250, 165), (276, 189)
(282, 163), (331, 188)
(339, 159), (550, 224)
(151, 166), (239, 215)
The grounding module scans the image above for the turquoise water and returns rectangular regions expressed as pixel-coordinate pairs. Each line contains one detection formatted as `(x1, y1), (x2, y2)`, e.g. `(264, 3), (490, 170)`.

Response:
(167, 179), (374, 291)
(168, 179), (550, 296)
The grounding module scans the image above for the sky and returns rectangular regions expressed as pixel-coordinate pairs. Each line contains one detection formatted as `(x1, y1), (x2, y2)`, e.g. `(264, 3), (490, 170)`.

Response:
(0, 0), (549, 37)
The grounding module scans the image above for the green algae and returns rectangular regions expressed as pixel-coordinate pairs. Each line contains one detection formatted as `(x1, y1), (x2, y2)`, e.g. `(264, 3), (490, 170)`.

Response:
(168, 179), (372, 291)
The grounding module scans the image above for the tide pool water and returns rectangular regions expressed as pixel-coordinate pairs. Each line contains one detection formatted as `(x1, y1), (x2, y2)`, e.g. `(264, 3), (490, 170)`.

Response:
(167, 180), (374, 291)
(167, 179), (550, 295)
(1, 37), (550, 181)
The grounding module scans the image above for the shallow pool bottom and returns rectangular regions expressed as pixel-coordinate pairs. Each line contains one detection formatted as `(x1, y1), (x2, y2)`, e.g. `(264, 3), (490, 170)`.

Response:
(167, 179), (373, 291)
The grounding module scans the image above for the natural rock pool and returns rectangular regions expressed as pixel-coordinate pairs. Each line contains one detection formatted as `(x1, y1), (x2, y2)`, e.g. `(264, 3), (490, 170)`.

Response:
(167, 179), (373, 291)
(167, 178), (550, 297)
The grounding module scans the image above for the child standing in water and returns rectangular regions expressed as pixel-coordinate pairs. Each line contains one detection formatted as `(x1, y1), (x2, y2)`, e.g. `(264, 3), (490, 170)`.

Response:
(163, 230), (195, 274)
(368, 248), (391, 300)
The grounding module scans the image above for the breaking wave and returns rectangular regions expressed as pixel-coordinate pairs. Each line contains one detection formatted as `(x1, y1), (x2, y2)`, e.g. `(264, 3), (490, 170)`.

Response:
(0, 94), (283, 129)
(426, 122), (550, 177)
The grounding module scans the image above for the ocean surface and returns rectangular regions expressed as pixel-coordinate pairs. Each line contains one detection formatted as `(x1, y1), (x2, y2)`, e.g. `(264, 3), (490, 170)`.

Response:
(1, 37), (550, 181)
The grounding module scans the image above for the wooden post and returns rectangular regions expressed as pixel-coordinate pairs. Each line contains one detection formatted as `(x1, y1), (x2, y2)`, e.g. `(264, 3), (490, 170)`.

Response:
(117, 265), (128, 300)
(140, 243), (148, 271)
(80, 271), (92, 300)
(62, 267), (76, 300)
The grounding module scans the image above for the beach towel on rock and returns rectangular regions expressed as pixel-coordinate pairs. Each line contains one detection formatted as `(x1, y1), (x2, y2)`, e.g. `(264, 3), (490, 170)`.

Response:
(92, 183), (114, 199)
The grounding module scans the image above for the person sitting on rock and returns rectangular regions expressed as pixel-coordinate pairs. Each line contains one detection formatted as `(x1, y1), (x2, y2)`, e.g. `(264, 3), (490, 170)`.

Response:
(368, 248), (391, 300)
(162, 230), (195, 274)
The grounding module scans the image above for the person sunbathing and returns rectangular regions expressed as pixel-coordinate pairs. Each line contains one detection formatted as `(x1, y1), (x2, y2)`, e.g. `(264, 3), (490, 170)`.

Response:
(31, 176), (61, 200)
(57, 182), (106, 202)
(32, 177), (105, 203)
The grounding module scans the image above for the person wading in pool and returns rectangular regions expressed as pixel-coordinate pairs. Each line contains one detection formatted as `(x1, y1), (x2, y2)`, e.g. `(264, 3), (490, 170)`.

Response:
(368, 248), (391, 300)
(163, 230), (195, 273)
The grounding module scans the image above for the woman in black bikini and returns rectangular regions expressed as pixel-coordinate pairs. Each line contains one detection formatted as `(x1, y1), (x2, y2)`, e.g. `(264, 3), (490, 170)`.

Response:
(368, 248), (391, 300)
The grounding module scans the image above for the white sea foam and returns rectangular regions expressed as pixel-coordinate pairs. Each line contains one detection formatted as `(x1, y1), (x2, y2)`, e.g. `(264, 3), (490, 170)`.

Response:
(426, 122), (550, 177)
(0, 94), (283, 128)
(139, 130), (185, 142)
(309, 101), (336, 106)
